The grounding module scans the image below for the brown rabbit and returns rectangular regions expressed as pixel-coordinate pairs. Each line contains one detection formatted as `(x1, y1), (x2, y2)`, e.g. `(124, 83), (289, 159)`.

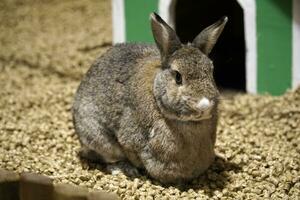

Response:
(72, 12), (227, 184)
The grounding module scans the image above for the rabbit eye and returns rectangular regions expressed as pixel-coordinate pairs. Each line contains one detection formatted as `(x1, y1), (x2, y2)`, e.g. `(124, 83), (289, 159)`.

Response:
(174, 71), (182, 85)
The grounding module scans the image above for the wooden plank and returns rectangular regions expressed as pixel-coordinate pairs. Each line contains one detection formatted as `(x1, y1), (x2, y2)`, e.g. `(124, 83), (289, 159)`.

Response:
(256, 0), (292, 95)
(124, 0), (159, 42)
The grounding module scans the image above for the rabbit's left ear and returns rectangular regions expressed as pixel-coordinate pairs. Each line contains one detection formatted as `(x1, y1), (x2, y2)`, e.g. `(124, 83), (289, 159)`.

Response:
(192, 16), (228, 55)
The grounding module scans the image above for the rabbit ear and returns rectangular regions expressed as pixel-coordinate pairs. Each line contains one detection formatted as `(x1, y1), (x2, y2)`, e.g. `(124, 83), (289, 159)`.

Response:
(192, 16), (228, 55)
(150, 12), (181, 62)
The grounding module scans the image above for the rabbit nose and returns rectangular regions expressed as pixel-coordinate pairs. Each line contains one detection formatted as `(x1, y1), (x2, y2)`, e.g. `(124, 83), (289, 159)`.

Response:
(196, 97), (212, 111)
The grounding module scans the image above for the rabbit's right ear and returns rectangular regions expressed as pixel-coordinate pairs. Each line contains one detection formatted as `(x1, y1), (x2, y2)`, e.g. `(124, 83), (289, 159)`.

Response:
(150, 13), (181, 63)
(192, 16), (228, 55)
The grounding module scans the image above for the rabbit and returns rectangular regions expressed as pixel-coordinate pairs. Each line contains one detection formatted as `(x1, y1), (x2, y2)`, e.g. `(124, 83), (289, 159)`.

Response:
(72, 12), (228, 184)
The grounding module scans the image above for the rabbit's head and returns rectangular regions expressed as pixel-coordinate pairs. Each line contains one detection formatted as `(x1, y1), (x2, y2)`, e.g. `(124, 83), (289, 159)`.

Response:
(151, 13), (227, 122)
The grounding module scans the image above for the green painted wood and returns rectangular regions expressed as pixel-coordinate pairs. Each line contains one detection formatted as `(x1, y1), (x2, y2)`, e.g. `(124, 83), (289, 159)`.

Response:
(124, 0), (158, 43)
(256, 0), (292, 95)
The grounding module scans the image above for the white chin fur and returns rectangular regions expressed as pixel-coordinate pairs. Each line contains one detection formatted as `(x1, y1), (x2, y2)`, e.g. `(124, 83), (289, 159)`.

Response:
(197, 97), (210, 110)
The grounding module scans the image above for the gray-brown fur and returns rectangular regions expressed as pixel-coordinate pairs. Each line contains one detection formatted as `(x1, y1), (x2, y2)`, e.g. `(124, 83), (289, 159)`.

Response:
(72, 13), (227, 184)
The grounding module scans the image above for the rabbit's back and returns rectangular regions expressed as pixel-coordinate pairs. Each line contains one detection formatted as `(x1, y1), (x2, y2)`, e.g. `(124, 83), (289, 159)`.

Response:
(73, 43), (159, 135)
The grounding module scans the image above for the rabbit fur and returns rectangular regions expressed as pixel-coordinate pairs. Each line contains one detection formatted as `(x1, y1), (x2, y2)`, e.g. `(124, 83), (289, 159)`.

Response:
(72, 13), (228, 184)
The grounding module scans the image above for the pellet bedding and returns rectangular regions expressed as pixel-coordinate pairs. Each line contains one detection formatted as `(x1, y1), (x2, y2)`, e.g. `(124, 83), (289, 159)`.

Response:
(0, 0), (299, 199)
